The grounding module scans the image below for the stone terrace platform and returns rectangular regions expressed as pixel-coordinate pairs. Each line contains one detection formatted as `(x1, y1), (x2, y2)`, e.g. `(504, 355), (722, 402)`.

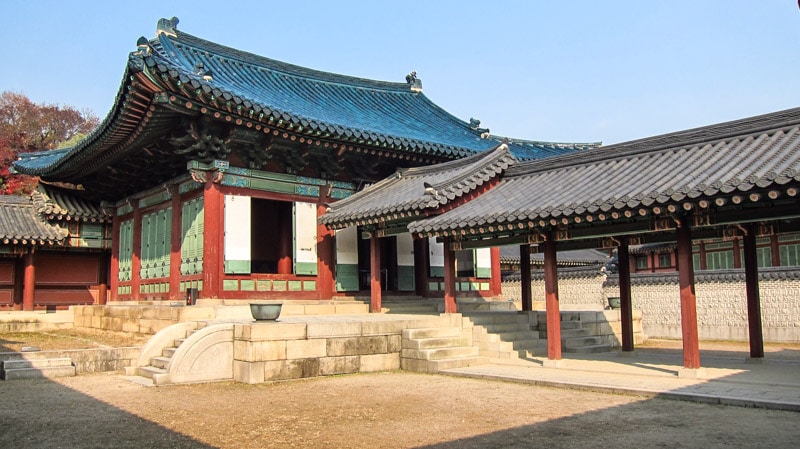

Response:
(443, 348), (800, 412)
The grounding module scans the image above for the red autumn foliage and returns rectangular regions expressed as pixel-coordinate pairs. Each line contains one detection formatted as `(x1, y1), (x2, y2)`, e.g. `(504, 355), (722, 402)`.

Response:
(0, 91), (99, 194)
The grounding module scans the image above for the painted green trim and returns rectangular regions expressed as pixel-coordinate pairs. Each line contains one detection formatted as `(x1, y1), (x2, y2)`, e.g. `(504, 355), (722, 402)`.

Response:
(241, 280), (256, 291)
(397, 265), (415, 291)
(336, 263), (359, 291)
(223, 280), (240, 291)
(476, 267), (491, 278)
(224, 260), (251, 274)
(288, 280), (303, 291)
(429, 266), (445, 278)
(294, 261), (318, 276)
(257, 279), (272, 291)
(303, 280), (316, 291)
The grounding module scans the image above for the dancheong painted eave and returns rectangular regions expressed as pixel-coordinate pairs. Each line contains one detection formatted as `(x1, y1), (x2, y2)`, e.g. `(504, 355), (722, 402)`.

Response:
(13, 17), (598, 189)
(408, 106), (800, 240)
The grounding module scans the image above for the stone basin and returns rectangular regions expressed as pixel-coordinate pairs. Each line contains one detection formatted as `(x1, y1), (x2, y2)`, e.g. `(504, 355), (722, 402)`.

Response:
(249, 303), (282, 321)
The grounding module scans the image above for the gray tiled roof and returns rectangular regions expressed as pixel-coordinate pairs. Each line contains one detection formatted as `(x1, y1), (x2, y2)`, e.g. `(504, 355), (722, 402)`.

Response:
(31, 185), (111, 222)
(0, 195), (68, 245)
(320, 143), (516, 230)
(499, 246), (609, 265)
(409, 107), (800, 237)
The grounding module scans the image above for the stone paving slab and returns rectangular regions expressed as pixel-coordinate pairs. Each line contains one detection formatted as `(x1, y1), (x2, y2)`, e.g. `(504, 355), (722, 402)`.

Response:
(441, 352), (800, 412)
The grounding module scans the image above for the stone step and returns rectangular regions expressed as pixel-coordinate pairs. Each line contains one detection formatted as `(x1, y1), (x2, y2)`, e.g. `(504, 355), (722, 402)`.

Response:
(536, 312), (582, 323)
(463, 313), (530, 326)
(2, 358), (76, 380)
(382, 305), (438, 314)
(563, 336), (603, 349)
(136, 365), (167, 379)
(401, 346), (479, 361)
(480, 331), (540, 343)
(3, 357), (73, 370)
(402, 336), (471, 350)
(401, 356), (489, 373)
(474, 322), (529, 333)
(150, 356), (172, 370)
(536, 320), (583, 331)
(174, 338), (186, 347)
(403, 327), (462, 340)
(538, 328), (590, 339)
(162, 347), (177, 358)
(564, 344), (613, 354)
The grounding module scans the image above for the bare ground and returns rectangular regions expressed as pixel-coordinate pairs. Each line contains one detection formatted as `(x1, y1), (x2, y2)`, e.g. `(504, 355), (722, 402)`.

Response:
(1, 331), (799, 448)
(1, 369), (798, 448)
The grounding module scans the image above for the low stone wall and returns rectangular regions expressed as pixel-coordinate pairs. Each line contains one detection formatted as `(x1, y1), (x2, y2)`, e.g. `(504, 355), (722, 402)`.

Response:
(233, 314), (462, 383)
(0, 310), (75, 333)
(502, 266), (608, 310)
(503, 266), (800, 343)
(0, 347), (141, 374)
(605, 268), (800, 342)
(72, 301), (370, 336)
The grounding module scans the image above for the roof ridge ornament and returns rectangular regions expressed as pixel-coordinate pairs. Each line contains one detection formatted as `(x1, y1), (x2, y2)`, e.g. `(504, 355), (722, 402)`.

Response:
(406, 71), (423, 92)
(156, 17), (179, 37)
(469, 118), (491, 138)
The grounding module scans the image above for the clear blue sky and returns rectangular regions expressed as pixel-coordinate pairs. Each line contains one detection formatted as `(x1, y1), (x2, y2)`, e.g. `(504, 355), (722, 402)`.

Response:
(1, 1), (798, 145)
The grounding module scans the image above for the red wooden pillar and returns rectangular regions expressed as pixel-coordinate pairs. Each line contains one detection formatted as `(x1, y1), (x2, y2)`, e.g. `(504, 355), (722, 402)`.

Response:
(520, 244), (532, 311)
(677, 217), (701, 369)
(169, 187), (182, 300)
(131, 201), (143, 301)
(443, 237), (457, 313)
(109, 212), (121, 302)
(742, 225), (764, 359)
(617, 237), (634, 352)
(543, 232), (561, 361)
(316, 200), (335, 300)
(202, 178), (223, 298)
(22, 249), (35, 311)
(97, 253), (109, 305)
(489, 246), (502, 296)
(414, 237), (430, 298)
(370, 234), (382, 313)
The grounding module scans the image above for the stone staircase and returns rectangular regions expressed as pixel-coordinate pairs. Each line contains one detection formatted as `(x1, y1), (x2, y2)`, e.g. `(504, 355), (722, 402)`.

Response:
(535, 312), (613, 354)
(464, 312), (547, 360)
(1, 357), (75, 380)
(401, 327), (489, 373)
(126, 320), (231, 386)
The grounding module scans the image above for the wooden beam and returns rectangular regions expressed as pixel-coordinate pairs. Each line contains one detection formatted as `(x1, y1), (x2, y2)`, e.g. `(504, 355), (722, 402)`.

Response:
(677, 217), (701, 369)
(370, 235), (382, 313)
(543, 231), (562, 361)
(489, 246), (502, 296)
(520, 244), (532, 311)
(743, 224), (765, 359)
(413, 237), (430, 298)
(169, 186), (182, 301)
(202, 178), (223, 299)
(443, 237), (458, 313)
(617, 237), (634, 352)
(22, 250), (35, 311)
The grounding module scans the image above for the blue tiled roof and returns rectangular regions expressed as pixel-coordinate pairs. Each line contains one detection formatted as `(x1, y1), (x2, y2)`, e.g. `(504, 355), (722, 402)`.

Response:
(14, 17), (596, 178)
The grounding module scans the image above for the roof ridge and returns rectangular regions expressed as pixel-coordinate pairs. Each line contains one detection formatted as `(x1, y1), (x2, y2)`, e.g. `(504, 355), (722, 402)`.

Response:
(506, 107), (800, 177)
(161, 28), (414, 93)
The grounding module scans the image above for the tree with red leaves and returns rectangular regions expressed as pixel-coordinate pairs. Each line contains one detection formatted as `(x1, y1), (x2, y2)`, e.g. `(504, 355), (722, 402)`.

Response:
(0, 91), (99, 194)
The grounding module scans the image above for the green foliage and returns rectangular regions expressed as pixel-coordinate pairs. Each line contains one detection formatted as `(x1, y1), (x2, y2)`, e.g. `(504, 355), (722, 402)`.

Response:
(0, 91), (99, 194)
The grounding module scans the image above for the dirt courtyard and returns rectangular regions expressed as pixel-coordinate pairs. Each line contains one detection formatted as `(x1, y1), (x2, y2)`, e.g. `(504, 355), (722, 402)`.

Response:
(1, 370), (798, 449)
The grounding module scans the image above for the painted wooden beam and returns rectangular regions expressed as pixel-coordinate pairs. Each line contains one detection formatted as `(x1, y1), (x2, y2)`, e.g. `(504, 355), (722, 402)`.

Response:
(443, 237), (458, 313)
(22, 250), (35, 311)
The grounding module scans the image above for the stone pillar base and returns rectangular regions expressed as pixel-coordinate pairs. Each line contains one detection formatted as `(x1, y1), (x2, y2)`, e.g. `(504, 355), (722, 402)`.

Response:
(677, 367), (706, 379)
(542, 359), (567, 368)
